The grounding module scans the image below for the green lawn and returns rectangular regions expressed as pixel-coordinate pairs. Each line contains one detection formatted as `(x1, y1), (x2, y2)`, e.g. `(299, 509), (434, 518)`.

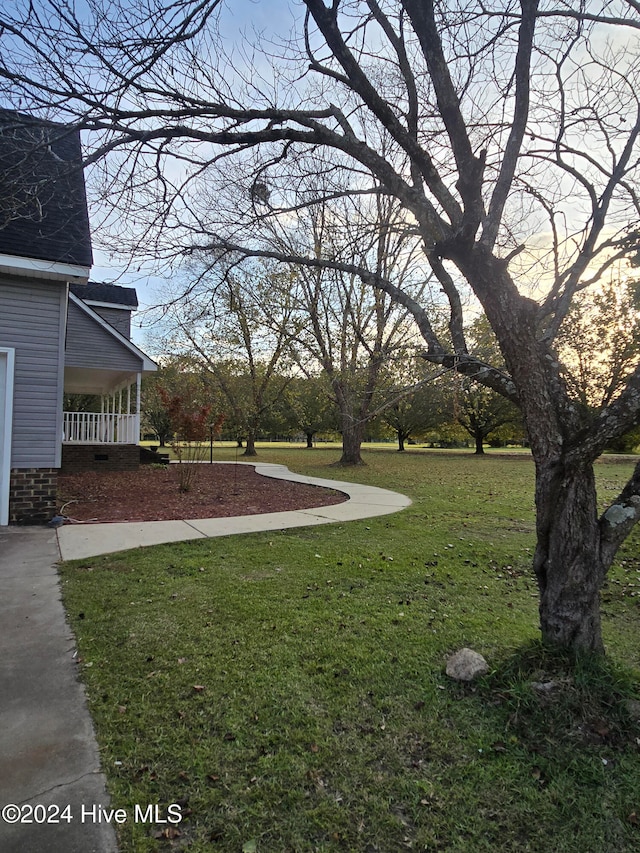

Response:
(60, 448), (640, 852)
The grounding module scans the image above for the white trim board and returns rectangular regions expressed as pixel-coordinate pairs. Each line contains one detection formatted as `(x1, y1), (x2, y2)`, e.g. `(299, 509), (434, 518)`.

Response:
(0, 253), (90, 283)
(0, 347), (15, 526)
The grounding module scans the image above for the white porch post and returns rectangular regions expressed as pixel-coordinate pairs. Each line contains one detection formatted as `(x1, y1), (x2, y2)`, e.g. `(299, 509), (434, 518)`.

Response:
(135, 373), (142, 444)
(63, 372), (148, 446)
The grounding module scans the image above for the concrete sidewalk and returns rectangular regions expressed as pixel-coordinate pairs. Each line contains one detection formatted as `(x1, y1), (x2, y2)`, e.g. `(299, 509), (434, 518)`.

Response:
(57, 462), (412, 560)
(0, 526), (117, 853)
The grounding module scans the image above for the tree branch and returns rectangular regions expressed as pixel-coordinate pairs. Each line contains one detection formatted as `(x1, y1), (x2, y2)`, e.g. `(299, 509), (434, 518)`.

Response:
(303, 0), (462, 225)
(600, 458), (640, 568)
(483, 0), (540, 248)
(187, 236), (519, 402)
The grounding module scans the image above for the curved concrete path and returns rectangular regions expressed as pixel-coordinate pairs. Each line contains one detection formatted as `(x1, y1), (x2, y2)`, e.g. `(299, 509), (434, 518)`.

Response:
(57, 462), (411, 561)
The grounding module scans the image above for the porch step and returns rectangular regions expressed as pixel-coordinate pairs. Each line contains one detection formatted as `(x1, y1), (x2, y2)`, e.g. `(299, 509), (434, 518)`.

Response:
(140, 446), (170, 465)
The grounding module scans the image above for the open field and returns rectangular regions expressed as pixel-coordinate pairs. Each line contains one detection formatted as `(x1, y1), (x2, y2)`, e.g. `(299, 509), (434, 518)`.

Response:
(60, 448), (640, 852)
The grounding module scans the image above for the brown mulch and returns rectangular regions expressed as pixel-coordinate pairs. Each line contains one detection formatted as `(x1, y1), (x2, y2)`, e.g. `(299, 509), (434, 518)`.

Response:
(56, 463), (348, 523)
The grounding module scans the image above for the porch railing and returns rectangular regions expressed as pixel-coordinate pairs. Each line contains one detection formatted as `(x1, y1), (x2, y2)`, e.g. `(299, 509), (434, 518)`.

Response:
(63, 411), (140, 444)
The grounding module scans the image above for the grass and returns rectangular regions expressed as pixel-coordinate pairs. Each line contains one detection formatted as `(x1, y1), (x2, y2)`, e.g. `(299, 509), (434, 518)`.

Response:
(59, 447), (640, 852)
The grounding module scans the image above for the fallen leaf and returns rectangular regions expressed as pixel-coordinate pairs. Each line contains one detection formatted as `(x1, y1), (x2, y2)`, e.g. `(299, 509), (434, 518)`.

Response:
(154, 826), (181, 840)
(192, 684), (206, 692)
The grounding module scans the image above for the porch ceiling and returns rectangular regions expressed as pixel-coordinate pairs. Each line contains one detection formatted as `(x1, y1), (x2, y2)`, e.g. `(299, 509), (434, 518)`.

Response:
(64, 365), (138, 395)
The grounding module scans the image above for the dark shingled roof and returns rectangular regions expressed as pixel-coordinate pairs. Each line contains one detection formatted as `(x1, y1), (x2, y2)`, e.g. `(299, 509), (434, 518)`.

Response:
(0, 109), (92, 267)
(70, 281), (139, 308)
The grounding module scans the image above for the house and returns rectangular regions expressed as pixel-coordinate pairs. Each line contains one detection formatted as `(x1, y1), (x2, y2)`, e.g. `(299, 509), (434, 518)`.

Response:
(0, 109), (157, 525)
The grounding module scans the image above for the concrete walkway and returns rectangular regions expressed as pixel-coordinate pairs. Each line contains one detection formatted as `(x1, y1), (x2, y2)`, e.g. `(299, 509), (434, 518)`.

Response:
(0, 525), (117, 853)
(57, 462), (412, 560)
(1, 463), (409, 852)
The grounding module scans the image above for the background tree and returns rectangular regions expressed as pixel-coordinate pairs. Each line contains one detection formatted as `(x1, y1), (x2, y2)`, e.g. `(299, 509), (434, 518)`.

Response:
(556, 274), (640, 417)
(381, 361), (446, 451)
(4, 0), (640, 652)
(157, 262), (296, 456)
(63, 393), (102, 415)
(452, 380), (522, 455)
(282, 373), (338, 448)
(281, 193), (429, 465)
(451, 316), (523, 454)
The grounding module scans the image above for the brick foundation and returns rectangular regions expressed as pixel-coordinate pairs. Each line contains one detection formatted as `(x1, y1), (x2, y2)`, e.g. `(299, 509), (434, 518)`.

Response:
(61, 443), (139, 473)
(9, 468), (58, 525)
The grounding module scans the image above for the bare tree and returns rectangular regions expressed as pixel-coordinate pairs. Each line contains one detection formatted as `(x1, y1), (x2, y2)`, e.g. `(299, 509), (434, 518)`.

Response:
(155, 261), (296, 456)
(277, 191), (429, 465)
(3, 0), (640, 652)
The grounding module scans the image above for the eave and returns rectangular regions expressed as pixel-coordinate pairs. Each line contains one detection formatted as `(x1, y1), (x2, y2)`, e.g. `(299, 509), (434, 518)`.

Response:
(0, 253), (90, 283)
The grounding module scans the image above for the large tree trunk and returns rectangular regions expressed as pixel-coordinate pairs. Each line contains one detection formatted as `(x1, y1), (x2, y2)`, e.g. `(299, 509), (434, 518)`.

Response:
(533, 457), (606, 653)
(474, 431), (485, 455)
(337, 415), (366, 465)
(243, 431), (258, 457)
(454, 248), (611, 654)
(305, 431), (314, 448)
(330, 382), (367, 465)
(338, 427), (365, 465)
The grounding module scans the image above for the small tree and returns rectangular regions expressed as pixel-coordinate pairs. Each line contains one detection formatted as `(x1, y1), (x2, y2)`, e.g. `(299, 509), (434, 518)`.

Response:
(382, 366), (446, 451)
(556, 276), (640, 414)
(453, 379), (521, 455)
(281, 374), (337, 447)
(159, 388), (223, 492)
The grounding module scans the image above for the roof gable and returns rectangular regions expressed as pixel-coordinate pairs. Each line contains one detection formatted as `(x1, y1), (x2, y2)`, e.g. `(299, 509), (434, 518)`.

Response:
(66, 293), (156, 373)
(0, 109), (92, 267)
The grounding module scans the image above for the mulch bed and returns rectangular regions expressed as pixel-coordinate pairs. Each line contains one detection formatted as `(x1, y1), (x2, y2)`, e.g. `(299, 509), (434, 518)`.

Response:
(56, 463), (347, 523)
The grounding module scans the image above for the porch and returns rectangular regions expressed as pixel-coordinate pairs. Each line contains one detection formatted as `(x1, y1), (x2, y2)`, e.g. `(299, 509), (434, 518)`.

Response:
(62, 374), (143, 471)
(62, 291), (157, 471)
(62, 410), (140, 444)
(63, 369), (143, 446)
